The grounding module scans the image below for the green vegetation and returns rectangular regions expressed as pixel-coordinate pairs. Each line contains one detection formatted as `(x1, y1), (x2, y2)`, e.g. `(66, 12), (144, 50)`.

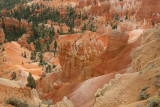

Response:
(152, 21), (155, 27)
(82, 23), (87, 32)
(26, 73), (36, 89)
(11, 72), (16, 80)
(147, 96), (160, 107)
(2, 47), (5, 51)
(52, 65), (56, 69)
(2, 25), (26, 42)
(0, 0), (32, 11)
(54, 40), (57, 54)
(6, 97), (28, 107)
(23, 51), (27, 58)
(30, 51), (36, 60)
(39, 52), (44, 66)
(100, 92), (104, 96)
(139, 86), (150, 100)
(45, 65), (52, 73)
(112, 23), (117, 29)
(89, 24), (97, 32)
(27, 24), (55, 52)
(125, 15), (128, 20)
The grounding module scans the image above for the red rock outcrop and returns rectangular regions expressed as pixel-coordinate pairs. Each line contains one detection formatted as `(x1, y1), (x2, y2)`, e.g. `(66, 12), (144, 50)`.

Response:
(58, 39), (104, 81)
(2, 17), (32, 32)
(17, 34), (35, 51)
(3, 17), (19, 30)
(0, 28), (5, 44)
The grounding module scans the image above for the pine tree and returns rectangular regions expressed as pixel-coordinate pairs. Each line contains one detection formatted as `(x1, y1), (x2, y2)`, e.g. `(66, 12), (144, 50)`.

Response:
(54, 40), (57, 53)
(39, 52), (44, 66)
(26, 73), (36, 89)
(11, 72), (16, 80)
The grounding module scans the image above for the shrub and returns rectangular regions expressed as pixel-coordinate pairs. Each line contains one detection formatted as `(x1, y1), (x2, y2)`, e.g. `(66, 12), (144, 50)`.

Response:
(112, 24), (117, 29)
(45, 65), (52, 73)
(6, 97), (28, 107)
(101, 92), (104, 96)
(54, 40), (57, 53)
(52, 65), (57, 69)
(139, 86), (150, 100)
(139, 91), (150, 100)
(147, 96), (160, 107)
(142, 86), (150, 91)
(23, 51), (27, 58)
(11, 72), (16, 80)
(152, 21), (155, 27)
(30, 51), (36, 60)
(2, 47), (5, 52)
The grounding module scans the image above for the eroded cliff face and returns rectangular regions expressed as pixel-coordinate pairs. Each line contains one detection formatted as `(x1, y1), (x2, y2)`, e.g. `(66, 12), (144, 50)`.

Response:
(17, 34), (35, 51)
(58, 39), (104, 81)
(58, 30), (140, 82)
(136, 0), (160, 24)
(0, 17), (32, 33)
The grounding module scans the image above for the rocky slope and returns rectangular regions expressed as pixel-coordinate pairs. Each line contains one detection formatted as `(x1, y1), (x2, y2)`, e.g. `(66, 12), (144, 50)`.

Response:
(0, 42), (43, 84)
(94, 27), (160, 107)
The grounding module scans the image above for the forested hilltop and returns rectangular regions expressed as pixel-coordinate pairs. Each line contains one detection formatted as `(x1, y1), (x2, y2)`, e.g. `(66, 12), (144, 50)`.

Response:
(0, 0), (32, 11)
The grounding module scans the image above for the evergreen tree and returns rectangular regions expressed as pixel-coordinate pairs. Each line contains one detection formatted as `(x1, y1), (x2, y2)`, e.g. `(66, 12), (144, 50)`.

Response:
(26, 73), (36, 89)
(152, 21), (155, 27)
(11, 72), (16, 80)
(39, 52), (44, 66)
(82, 23), (87, 32)
(31, 51), (36, 60)
(24, 51), (27, 58)
(54, 40), (57, 53)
